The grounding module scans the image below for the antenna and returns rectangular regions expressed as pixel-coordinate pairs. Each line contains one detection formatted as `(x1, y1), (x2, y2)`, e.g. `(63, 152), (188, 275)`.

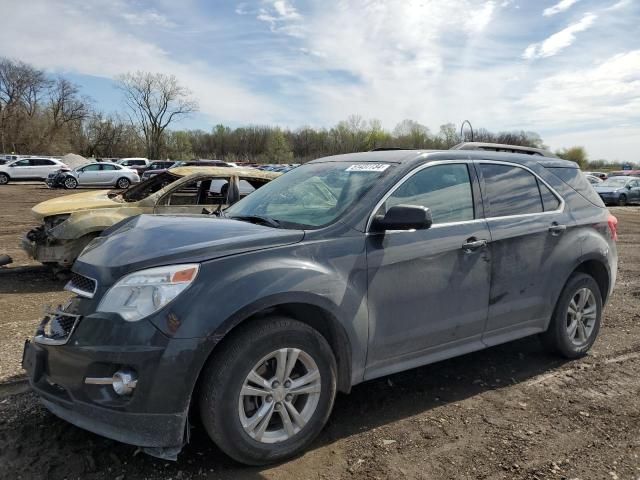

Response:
(460, 120), (474, 142)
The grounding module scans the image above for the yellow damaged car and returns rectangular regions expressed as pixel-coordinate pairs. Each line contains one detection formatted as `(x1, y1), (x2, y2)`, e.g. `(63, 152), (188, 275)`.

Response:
(22, 166), (280, 269)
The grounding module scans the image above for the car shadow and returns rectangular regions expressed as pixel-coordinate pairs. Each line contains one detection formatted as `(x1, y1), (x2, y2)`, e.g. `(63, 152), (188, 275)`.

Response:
(3, 336), (570, 480)
(170, 336), (568, 477)
(0, 265), (66, 294)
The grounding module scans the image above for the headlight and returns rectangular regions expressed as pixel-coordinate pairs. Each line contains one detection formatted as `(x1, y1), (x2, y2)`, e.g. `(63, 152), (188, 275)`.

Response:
(97, 264), (199, 322)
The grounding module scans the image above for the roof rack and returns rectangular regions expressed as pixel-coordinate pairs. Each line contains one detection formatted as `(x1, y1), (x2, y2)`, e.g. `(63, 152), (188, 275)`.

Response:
(450, 142), (556, 158)
(369, 147), (414, 151)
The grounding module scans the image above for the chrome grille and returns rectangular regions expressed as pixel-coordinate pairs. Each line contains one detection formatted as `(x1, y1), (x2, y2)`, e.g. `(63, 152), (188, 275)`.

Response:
(66, 273), (97, 298)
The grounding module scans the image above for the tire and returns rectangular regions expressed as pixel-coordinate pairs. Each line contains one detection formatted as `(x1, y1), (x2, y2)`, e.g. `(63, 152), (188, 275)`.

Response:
(63, 176), (78, 189)
(116, 177), (130, 189)
(540, 272), (603, 358)
(618, 194), (627, 206)
(199, 317), (337, 465)
(0, 173), (9, 185)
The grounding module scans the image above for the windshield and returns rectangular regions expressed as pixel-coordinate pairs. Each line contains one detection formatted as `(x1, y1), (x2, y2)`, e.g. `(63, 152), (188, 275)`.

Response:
(110, 172), (181, 202)
(600, 177), (629, 188)
(225, 161), (393, 228)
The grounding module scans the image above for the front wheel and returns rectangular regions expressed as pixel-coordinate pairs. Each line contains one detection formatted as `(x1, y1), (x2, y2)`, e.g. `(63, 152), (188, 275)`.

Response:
(540, 272), (603, 358)
(0, 173), (9, 185)
(199, 317), (337, 465)
(63, 176), (78, 189)
(116, 177), (130, 189)
(618, 194), (627, 206)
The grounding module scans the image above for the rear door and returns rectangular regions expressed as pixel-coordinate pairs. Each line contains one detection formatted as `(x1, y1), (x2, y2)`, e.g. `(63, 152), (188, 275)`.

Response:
(34, 159), (62, 177)
(99, 163), (119, 184)
(628, 179), (640, 202)
(477, 161), (571, 345)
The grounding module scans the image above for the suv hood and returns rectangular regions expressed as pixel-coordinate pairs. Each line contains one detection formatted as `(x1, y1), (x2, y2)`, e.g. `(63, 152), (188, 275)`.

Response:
(32, 190), (121, 219)
(74, 214), (304, 282)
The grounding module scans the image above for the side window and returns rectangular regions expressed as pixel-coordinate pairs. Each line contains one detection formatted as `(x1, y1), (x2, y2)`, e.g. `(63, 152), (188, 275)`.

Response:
(13, 159), (31, 167)
(32, 159), (55, 166)
(538, 180), (560, 211)
(81, 164), (101, 172)
(480, 164), (543, 217)
(101, 164), (117, 171)
(381, 164), (475, 224)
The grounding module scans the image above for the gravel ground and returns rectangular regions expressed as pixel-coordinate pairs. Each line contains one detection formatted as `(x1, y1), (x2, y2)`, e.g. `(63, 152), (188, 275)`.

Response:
(0, 183), (639, 480)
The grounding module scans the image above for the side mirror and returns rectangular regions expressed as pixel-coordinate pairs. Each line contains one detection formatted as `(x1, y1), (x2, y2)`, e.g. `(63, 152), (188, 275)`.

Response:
(372, 205), (433, 232)
(626, 185), (632, 190)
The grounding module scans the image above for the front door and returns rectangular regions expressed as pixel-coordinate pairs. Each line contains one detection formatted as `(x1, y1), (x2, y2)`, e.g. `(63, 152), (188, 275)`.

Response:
(365, 162), (491, 378)
(77, 164), (102, 185)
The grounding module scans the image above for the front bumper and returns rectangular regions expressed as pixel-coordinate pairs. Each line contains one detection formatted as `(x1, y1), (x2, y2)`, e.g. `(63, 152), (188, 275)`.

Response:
(22, 299), (211, 457)
(21, 233), (78, 266)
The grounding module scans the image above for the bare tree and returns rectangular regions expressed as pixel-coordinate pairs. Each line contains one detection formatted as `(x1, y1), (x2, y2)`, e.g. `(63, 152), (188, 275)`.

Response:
(117, 72), (198, 159)
(49, 78), (90, 129)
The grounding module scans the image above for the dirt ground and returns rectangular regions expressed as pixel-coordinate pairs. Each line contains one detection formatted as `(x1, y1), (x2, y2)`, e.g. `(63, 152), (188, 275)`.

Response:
(0, 183), (639, 480)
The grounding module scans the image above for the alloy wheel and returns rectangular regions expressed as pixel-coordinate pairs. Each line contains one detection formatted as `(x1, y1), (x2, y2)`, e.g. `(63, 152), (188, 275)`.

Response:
(64, 177), (77, 189)
(117, 178), (130, 189)
(238, 348), (321, 443)
(566, 287), (597, 346)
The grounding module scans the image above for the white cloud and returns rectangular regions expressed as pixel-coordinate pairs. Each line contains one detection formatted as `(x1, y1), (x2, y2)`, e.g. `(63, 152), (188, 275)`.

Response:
(545, 126), (640, 162)
(122, 10), (175, 28)
(520, 50), (640, 127)
(543, 0), (581, 17)
(0, 0), (284, 123)
(522, 13), (597, 59)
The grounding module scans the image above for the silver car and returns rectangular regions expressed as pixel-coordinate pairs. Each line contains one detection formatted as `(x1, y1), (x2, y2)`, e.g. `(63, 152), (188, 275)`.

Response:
(48, 163), (140, 189)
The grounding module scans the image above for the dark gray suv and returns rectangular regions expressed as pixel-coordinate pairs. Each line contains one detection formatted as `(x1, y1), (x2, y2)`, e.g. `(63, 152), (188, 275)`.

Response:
(22, 149), (618, 465)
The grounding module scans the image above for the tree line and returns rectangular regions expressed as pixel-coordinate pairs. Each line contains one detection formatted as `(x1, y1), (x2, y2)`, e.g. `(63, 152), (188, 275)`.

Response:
(1, 57), (626, 168)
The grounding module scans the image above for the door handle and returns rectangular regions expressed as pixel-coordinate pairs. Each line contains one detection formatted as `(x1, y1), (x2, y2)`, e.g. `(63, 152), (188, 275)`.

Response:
(462, 238), (488, 253)
(548, 223), (567, 236)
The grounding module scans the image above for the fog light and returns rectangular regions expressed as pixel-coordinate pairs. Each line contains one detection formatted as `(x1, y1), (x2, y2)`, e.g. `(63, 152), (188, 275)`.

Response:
(112, 369), (138, 396)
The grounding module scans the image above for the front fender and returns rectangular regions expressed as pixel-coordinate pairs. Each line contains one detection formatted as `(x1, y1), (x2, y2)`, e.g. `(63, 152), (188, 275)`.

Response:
(149, 236), (369, 384)
(50, 208), (147, 240)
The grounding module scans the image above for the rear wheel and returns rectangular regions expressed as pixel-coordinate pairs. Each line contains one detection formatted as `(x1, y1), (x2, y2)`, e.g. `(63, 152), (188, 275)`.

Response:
(540, 272), (603, 358)
(618, 194), (627, 206)
(116, 177), (130, 189)
(0, 173), (9, 185)
(63, 176), (78, 189)
(199, 317), (337, 465)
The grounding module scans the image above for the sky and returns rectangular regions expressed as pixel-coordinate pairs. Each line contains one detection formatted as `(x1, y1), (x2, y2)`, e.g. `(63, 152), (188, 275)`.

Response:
(0, 0), (638, 162)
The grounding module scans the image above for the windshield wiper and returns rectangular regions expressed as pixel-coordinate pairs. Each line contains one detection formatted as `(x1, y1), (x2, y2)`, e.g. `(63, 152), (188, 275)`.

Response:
(227, 215), (281, 228)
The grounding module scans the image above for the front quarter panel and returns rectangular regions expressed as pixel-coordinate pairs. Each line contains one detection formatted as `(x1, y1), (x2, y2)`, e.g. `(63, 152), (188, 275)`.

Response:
(148, 232), (370, 385)
(50, 207), (153, 240)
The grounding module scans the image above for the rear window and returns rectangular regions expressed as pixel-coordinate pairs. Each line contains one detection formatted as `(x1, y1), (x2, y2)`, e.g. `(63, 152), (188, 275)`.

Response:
(545, 167), (605, 208)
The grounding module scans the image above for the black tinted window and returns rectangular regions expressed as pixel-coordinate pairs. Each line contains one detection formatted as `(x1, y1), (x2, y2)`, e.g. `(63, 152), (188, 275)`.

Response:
(481, 164), (542, 217)
(546, 167), (604, 207)
(384, 164), (474, 224)
(32, 159), (55, 166)
(13, 159), (31, 166)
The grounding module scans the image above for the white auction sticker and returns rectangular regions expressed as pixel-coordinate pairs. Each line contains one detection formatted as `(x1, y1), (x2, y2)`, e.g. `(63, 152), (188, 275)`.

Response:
(345, 164), (390, 172)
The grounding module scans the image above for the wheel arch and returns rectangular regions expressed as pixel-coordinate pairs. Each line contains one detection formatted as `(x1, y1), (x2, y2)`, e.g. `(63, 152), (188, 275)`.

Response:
(196, 297), (353, 395)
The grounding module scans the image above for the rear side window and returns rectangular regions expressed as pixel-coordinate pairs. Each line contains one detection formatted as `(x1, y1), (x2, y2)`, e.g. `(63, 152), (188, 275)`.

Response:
(480, 164), (543, 217)
(539, 182), (560, 211)
(546, 167), (604, 207)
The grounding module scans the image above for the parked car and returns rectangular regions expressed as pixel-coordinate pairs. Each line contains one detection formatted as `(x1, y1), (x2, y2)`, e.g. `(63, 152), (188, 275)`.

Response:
(22, 149), (617, 464)
(593, 176), (640, 206)
(0, 157), (67, 184)
(584, 171), (608, 180)
(139, 160), (176, 176)
(585, 174), (603, 185)
(608, 170), (640, 177)
(117, 158), (149, 174)
(46, 162), (140, 189)
(21, 166), (280, 268)
(140, 160), (232, 181)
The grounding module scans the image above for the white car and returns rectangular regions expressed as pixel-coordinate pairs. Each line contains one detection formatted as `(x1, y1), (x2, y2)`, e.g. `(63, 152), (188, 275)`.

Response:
(117, 157), (149, 173)
(0, 157), (67, 185)
(48, 162), (140, 189)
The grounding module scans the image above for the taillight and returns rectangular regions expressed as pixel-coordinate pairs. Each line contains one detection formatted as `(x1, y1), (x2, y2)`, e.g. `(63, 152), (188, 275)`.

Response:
(607, 214), (618, 241)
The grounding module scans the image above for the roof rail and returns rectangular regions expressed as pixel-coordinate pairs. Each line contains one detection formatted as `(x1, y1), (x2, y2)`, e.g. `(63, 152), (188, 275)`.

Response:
(450, 142), (556, 158)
